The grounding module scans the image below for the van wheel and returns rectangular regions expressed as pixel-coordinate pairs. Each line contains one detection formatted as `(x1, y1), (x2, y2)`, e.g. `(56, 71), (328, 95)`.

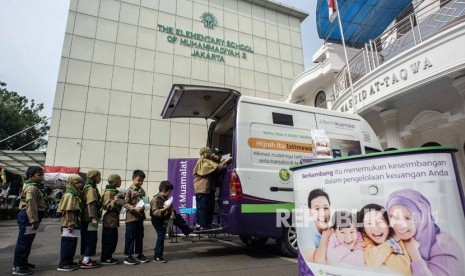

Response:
(239, 235), (269, 246)
(277, 226), (298, 257)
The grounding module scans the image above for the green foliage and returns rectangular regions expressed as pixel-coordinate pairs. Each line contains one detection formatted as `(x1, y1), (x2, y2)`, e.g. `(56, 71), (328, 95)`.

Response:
(0, 81), (49, 150)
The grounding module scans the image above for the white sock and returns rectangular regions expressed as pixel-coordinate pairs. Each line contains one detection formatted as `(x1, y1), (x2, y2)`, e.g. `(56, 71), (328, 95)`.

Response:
(83, 256), (90, 262)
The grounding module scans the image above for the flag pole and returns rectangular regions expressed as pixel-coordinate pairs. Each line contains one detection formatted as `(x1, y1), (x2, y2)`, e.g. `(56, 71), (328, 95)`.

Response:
(334, 0), (357, 114)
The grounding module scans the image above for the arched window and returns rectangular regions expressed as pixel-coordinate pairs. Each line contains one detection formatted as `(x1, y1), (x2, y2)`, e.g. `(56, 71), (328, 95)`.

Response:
(315, 91), (327, 108)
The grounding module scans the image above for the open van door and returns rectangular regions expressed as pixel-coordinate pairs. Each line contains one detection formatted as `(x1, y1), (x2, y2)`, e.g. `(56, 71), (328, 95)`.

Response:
(161, 84), (241, 120)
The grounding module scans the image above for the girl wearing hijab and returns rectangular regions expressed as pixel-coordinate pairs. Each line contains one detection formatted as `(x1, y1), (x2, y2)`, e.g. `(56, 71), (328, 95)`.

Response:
(57, 174), (84, 272)
(386, 189), (464, 276)
(193, 146), (231, 230)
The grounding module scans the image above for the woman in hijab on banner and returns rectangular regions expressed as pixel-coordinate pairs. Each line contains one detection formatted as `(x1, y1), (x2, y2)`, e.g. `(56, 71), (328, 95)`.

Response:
(193, 146), (231, 230)
(386, 189), (465, 275)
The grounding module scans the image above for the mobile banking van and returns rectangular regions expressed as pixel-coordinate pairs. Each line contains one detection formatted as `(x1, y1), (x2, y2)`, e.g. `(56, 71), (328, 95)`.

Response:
(161, 84), (382, 257)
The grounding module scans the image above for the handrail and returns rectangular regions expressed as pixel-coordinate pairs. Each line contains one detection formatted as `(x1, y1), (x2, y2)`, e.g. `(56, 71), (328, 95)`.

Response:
(333, 0), (465, 103)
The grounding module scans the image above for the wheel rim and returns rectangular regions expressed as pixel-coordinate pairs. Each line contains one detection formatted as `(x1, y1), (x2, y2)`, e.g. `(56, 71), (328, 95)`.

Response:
(288, 226), (298, 249)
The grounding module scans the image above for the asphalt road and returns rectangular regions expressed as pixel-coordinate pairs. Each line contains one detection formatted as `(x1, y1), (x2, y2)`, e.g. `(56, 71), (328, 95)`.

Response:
(0, 218), (298, 276)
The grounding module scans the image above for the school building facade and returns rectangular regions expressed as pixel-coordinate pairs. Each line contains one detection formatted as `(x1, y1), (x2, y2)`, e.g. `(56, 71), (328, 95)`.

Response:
(46, 0), (308, 195)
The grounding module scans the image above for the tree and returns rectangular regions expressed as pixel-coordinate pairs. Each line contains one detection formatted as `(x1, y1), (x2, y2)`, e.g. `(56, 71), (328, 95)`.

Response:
(0, 81), (49, 150)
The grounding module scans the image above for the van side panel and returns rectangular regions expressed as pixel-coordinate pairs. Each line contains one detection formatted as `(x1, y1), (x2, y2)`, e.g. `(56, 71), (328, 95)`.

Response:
(221, 97), (381, 238)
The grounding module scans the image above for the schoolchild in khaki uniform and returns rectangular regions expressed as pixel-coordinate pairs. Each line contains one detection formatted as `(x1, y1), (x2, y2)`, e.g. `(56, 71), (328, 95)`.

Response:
(123, 170), (148, 265)
(100, 174), (123, 265)
(150, 180), (192, 263)
(193, 147), (231, 230)
(12, 166), (45, 276)
(80, 169), (102, 268)
(57, 174), (84, 272)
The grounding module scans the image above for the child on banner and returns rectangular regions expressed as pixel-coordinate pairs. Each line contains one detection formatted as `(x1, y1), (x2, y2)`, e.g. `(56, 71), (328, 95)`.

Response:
(326, 210), (365, 266)
(357, 203), (411, 275)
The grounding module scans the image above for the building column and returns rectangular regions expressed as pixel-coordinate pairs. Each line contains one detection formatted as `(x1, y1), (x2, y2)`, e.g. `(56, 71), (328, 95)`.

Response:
(437, 122), (465, 184)
(452, 75), (465, 113)
(379, 109), (405, 149)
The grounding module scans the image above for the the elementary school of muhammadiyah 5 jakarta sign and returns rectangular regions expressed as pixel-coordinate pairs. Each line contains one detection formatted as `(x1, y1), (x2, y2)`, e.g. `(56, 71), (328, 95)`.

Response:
(156, 12), (254, 63)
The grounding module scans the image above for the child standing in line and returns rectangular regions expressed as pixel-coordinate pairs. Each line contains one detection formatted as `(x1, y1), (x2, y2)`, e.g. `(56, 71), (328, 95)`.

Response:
(100, 174), (123, 265)
(327, 210), (365, 266)
(193, 147), (231, 230)
(80, 169), (102, 269)
(12, 166), (46, 276)
(150, 180), (193, 263)
(57, 175), (84, 272)
(123, 170), (148, 265)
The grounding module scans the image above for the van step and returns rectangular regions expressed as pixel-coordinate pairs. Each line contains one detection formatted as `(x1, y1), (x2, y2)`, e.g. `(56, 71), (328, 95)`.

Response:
(193, 226), (225, 234)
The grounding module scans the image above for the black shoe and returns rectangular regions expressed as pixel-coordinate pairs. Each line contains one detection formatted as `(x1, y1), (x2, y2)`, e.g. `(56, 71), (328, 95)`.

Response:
(136, 254), (149, 263)
(101, 258), (119, 265)
(25, 263), (35, 269)
(123, 256), (140, 265)
(56, 265), (78, 272)
(12, 267), (33, 275)
(210, 223), (220, 228)
(152, 257), (167, 263)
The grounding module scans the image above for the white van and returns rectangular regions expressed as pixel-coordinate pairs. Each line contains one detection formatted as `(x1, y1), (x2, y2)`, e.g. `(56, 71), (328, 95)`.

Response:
(162, 84), (382, 257)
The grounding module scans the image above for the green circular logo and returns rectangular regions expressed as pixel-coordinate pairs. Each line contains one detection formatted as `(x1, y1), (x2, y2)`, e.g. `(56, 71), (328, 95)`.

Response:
(279, 168), (291, 182)
(200, 12), (217, 29)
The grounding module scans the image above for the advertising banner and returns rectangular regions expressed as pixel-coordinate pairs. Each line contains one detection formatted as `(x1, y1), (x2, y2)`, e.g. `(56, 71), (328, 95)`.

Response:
(291, 148), (465, 275)
(167, 158), (197, 227)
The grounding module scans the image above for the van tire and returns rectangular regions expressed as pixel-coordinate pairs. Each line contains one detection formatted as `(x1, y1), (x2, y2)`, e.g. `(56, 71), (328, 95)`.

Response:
(239, 235), (269, 246)
(277, 226), (298, 257)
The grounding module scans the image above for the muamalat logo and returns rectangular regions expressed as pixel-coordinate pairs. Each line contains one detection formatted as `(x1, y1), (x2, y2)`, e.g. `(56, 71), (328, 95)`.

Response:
(200, 12), (217, 29)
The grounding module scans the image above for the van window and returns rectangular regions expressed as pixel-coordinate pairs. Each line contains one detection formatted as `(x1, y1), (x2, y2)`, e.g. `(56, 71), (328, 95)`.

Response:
(272, 112), (293, 126)
(209, 109), (234, 154)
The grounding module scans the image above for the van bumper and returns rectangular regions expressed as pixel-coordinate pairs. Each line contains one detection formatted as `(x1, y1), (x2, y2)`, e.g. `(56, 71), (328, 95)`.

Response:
(220, 202), (288, 239)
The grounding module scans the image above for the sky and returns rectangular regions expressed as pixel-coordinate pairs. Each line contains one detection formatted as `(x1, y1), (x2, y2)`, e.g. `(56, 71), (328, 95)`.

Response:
(0, 0), (323, 118)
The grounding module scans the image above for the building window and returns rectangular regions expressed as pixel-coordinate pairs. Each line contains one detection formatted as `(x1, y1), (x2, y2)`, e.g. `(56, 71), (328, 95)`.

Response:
(315, 91), (327, 108)
(396, 3), (416, 37)
(440, 0), (451, 8)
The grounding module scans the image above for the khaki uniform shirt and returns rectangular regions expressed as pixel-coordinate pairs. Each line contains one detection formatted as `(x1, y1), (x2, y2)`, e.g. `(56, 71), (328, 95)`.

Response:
(124, 184), (146, 222)
(193, 161), (228, 194)
(19, 181), (46, 224)
(149, 194), (172, 218)
(60, 193), (82, 228)
(82, 184), (100, 222)
(102, 187), (122, 228)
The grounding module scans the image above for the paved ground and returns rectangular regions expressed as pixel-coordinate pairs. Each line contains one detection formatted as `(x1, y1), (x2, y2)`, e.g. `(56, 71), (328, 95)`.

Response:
(0, 218), (298, 276)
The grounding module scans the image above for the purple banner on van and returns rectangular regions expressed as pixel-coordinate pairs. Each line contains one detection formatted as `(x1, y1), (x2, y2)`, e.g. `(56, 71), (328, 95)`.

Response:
(167, 158), (197, 227)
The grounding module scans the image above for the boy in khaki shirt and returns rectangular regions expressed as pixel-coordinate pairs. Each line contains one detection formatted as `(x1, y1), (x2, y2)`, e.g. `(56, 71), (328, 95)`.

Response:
(100, 174), (123, 265)
(150, 180), (193, 263)
(13, 166), (46, 276)
(123, 170), (148, 265)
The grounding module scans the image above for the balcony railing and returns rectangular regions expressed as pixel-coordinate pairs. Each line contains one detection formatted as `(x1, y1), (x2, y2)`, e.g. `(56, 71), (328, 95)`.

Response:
(334, 0), (465, 101)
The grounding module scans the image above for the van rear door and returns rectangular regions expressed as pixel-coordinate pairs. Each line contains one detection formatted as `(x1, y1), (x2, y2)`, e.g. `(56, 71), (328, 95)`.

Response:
(161, 84), (240, 120)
